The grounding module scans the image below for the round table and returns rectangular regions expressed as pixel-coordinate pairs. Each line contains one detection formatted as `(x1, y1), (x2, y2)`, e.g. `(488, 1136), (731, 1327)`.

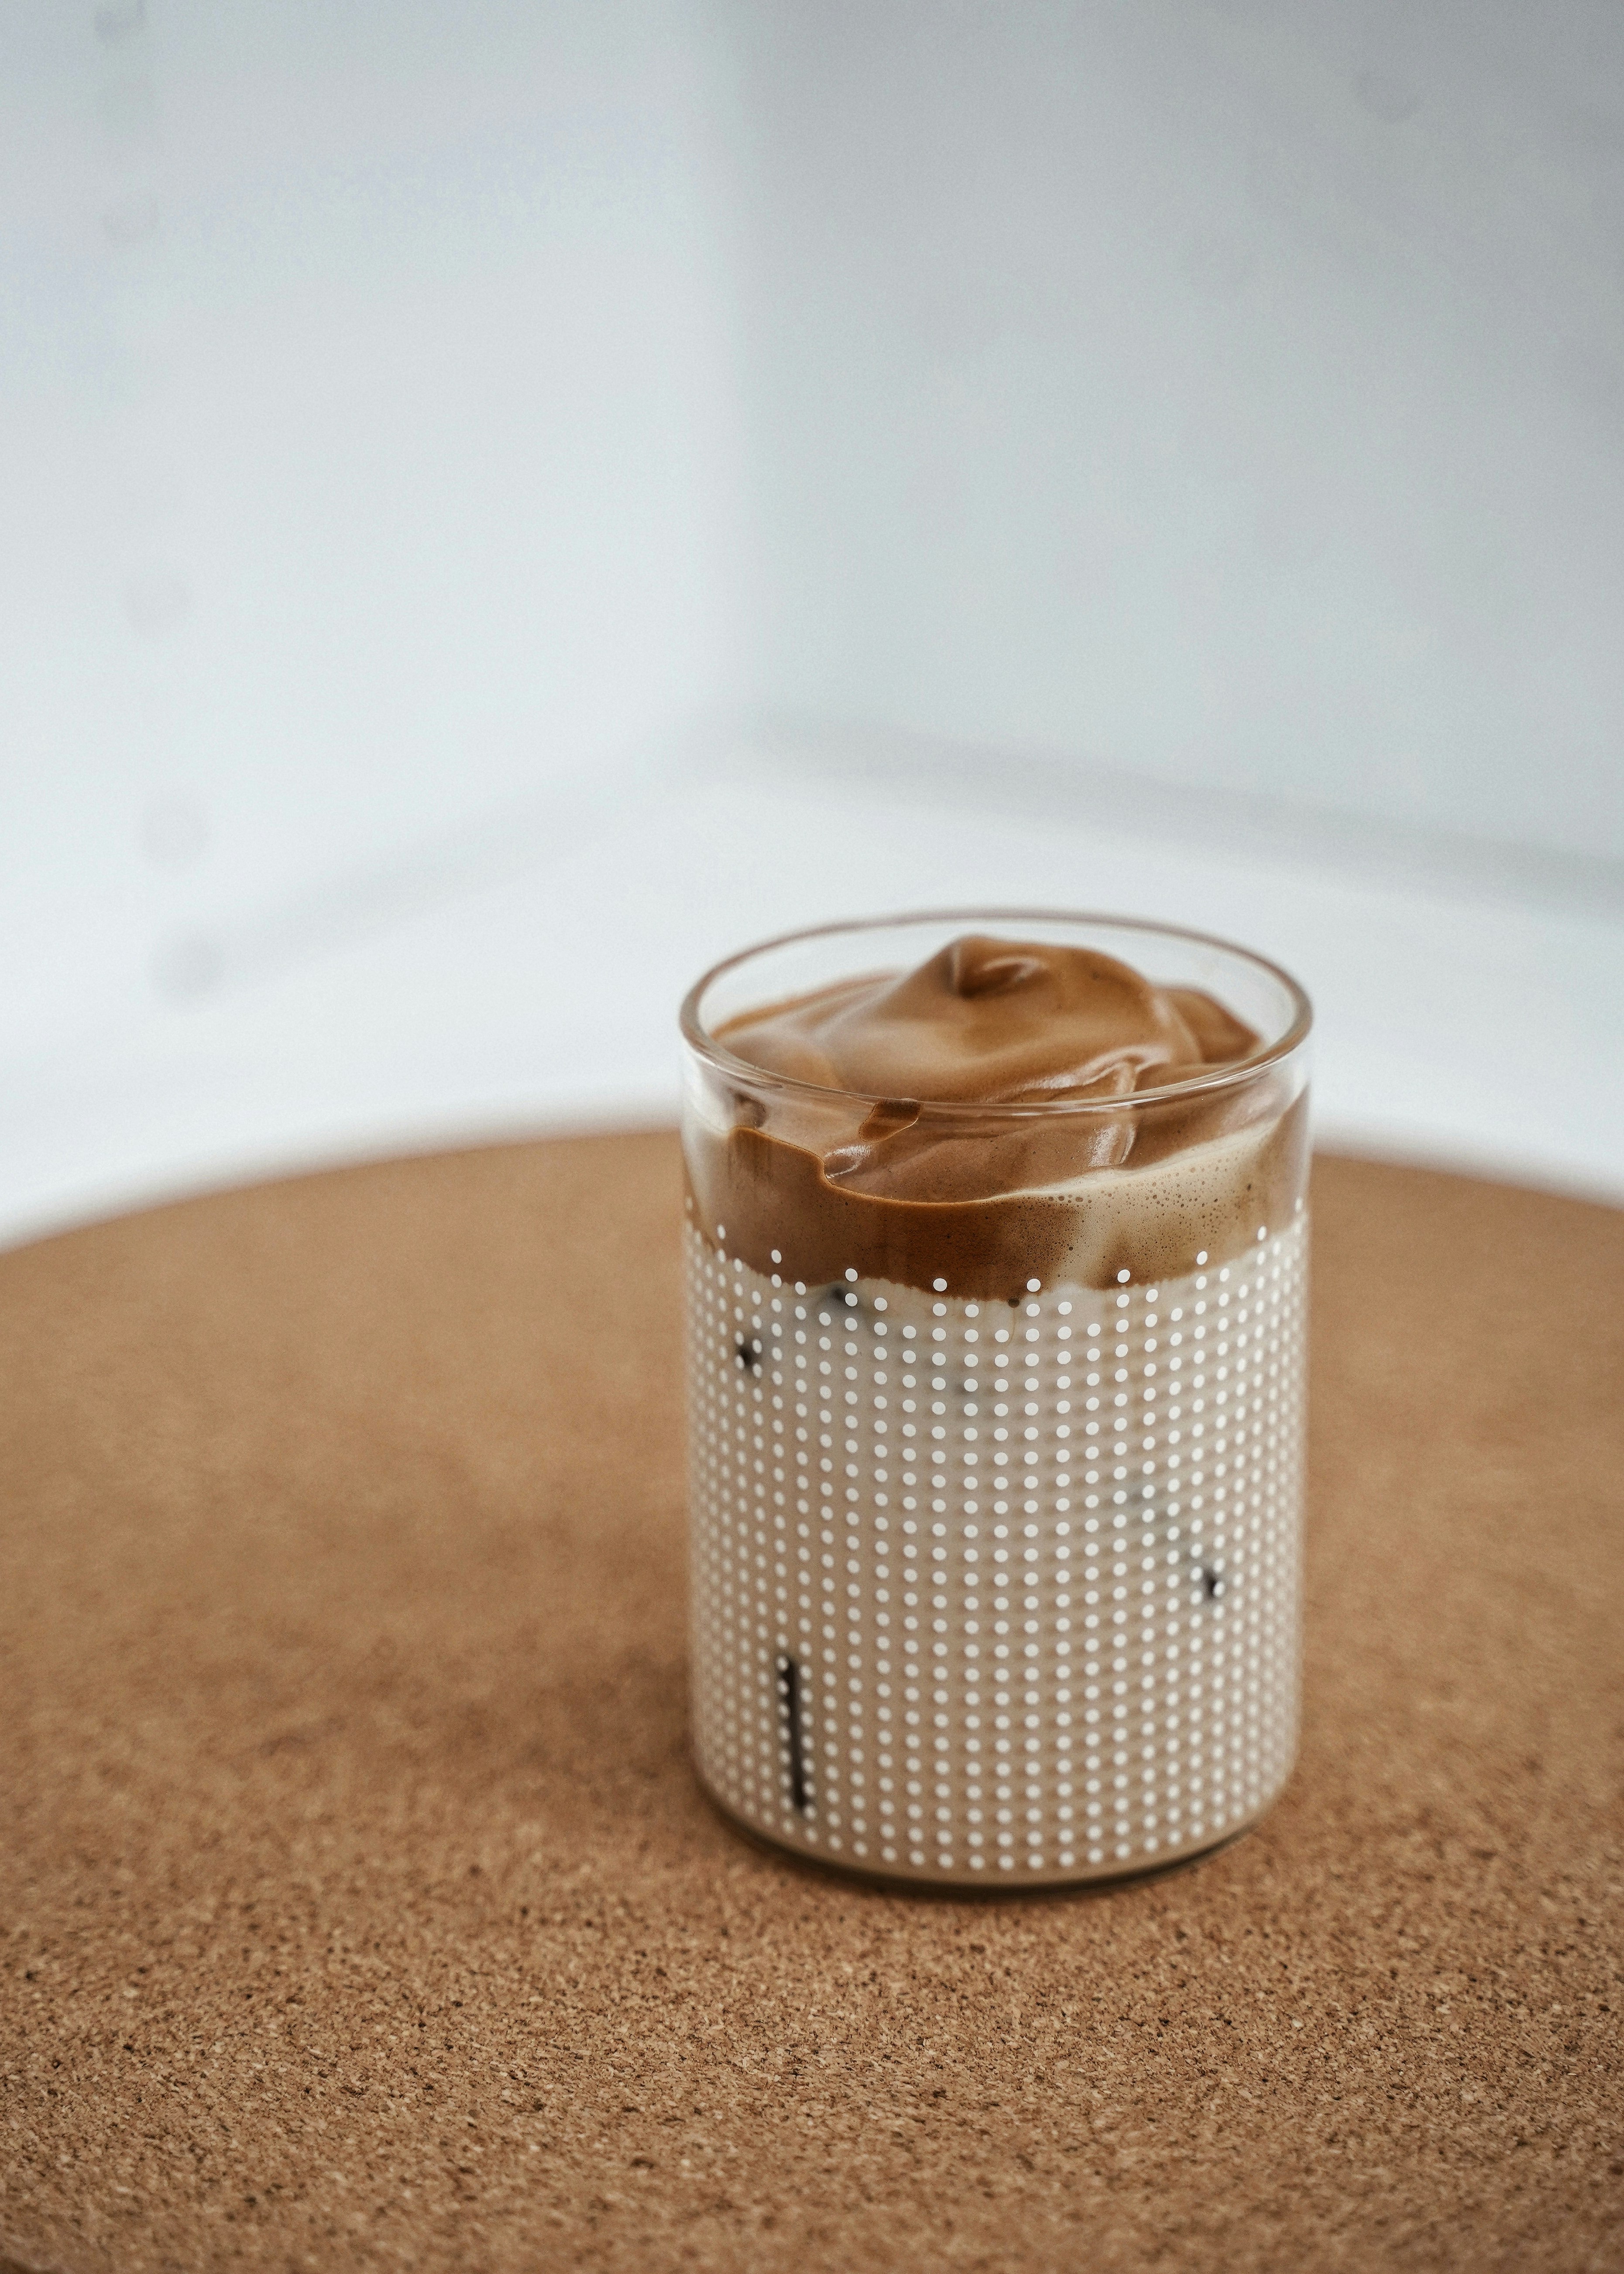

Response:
(1, 1136), (1619, 2272)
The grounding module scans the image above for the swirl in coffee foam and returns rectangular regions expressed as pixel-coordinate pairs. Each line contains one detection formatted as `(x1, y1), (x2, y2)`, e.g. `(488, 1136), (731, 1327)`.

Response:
(687, 934), (1305, 1296)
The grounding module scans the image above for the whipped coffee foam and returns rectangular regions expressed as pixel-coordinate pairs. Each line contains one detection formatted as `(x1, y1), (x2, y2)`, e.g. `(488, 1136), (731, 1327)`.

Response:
(690, 933), (1303, 1296)
(718, 933), (1257, 1108)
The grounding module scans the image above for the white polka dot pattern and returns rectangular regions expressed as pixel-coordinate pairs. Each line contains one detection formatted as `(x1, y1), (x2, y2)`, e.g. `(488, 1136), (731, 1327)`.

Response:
(686, 1203), (1308, 1887)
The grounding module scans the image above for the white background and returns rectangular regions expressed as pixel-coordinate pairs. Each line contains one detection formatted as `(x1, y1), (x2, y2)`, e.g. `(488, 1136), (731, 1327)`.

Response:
(3, 0), (1621, 1246)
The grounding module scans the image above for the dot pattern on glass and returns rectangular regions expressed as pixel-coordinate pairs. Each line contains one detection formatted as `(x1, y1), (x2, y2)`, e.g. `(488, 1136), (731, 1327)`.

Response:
(685, 1201), (1308, 1887)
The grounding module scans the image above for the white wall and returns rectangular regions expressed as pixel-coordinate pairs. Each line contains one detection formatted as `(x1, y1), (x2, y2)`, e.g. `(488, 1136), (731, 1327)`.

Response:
(1, 0), (1621, 1244)
(0, 0), (743, 1057)
(728, 0), (1624, 865)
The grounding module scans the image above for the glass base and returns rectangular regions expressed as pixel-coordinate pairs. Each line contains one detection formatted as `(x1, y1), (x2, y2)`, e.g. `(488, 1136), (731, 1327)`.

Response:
(696, 1759), (1287, 1892)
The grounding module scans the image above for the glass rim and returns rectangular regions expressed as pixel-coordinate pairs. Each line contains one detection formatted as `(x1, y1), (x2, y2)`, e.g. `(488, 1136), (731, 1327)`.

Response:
(680, 907), (1313, 1119)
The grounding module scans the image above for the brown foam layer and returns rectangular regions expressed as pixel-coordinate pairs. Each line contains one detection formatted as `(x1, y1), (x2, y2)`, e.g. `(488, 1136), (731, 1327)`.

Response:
(690, 932), (1305, 1296)
(717, 933), (1258, 1114)
(684, 1093), (1308, 1299)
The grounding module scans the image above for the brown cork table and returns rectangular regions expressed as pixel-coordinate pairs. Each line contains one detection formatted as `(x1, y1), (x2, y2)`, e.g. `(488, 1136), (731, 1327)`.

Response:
(1, 1135), (1620, 2274)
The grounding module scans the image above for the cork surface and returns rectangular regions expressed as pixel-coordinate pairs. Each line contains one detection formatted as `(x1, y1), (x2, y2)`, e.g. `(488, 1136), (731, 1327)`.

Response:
(0, 1134), (1620, 2274)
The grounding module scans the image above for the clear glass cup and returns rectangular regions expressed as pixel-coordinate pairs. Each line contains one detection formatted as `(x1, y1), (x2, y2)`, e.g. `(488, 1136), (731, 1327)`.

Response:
(680, 910), (1312, 1888)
